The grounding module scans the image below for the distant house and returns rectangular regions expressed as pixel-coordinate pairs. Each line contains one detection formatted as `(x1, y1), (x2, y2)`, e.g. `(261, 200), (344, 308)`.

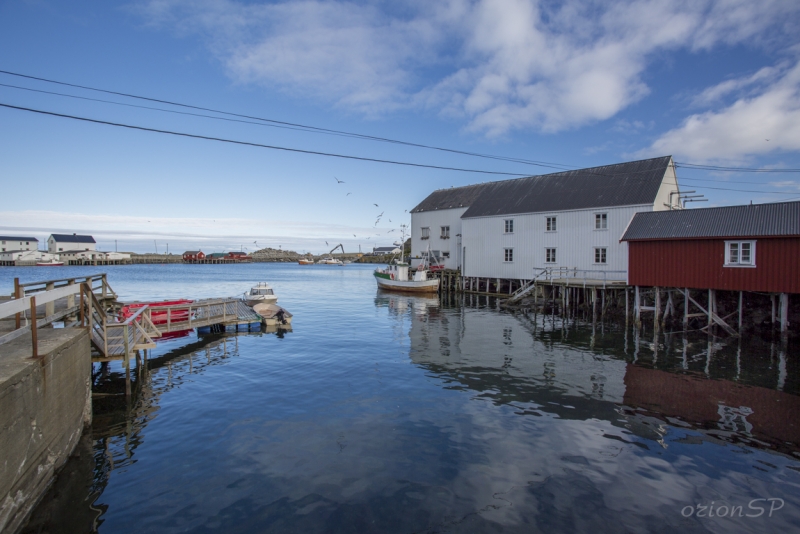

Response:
(373, 246), (401, 255)
(207, 252), (227, 260)
(183, 251), (206, 262)
(0, 249), (56, 266)
(620, 201), (800, 294)
(0, 236), (38, 252)
(227, 251), (251, 261)
(48, 233), (96, 253)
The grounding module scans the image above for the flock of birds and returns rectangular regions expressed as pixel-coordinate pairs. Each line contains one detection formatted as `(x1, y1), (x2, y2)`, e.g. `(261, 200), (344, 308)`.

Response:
(332, 176), (405, 244)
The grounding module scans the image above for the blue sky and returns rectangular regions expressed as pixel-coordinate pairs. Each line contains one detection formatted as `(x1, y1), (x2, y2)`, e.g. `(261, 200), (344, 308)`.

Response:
(1, 0), (799, 254)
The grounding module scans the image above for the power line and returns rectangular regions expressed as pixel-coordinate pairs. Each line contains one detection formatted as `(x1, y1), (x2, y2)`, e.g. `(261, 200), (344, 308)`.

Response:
(0, 102), (532, 177)
(5, 101), (800, 197)
(3, 69), (798, 175)
(0, 69), (571, 171)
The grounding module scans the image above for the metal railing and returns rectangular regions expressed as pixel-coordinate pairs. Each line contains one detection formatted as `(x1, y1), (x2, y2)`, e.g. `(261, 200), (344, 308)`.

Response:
(531, 266), (627, 286)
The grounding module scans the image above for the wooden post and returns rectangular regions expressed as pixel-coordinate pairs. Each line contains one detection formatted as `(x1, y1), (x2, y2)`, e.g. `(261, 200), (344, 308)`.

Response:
(625, 287), (629, 325)
(683, 289), (689, 329)
(45, 281), (55, 318)
(30, 296), (38, 358)
(102, 274), (108, 300)
(66, 279), (75, 316)
(780, 293), (789, 333)
(634, 286), (641, 327)
(79, 286), (85, 327)
(123, 324), (131, 397)
(14, 278), (24, 330)
(708, 289), (714, 330)
(738, 291), (743, 333)
(654, 287), (661, 331)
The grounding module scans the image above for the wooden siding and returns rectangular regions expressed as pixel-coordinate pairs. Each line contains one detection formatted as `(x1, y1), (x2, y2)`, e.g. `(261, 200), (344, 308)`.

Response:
(410, 207), (467, 271)
(628, 237), (800, 293)
(461, 204), (652, 279)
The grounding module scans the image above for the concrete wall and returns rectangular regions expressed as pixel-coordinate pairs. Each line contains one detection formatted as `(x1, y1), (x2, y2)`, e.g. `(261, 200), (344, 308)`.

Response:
(0, 328), (91, 534)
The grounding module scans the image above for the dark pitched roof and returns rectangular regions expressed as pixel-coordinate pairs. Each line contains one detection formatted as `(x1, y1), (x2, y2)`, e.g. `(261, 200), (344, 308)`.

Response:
(461, 156), (673, 218)
(411, 183), (493, 213)
(50, 234), (96, 243)
(621, 201), (800, 241)
(183, 250), (203, 255)
(0, 236), (38, 241)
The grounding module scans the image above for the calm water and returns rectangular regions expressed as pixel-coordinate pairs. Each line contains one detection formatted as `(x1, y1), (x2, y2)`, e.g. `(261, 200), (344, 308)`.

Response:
(4, 264), (799, 533)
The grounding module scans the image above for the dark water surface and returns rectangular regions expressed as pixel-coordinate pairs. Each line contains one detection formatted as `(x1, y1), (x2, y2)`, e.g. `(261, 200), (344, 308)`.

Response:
(4, 264), (799, 533)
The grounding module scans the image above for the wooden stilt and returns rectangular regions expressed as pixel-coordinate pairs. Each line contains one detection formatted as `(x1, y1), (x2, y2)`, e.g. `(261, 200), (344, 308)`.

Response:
(738, 291), (743, 333)
(625, 287), (629, 325)
(780, 293), (789, 333)
(683, 288), (689, 329)
(771, 294), (776, 325)
(708, 289), (715, 330)
(654, 287), (661, 331)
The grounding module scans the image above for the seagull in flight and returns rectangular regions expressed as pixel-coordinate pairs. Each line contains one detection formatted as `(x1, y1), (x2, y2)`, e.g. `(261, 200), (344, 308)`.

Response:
(326, 241), (329, 246)
(374, 203), (379, 207)
(346, 192), (351, 196)
(353, 234), (357, 238)
(334, 177), (345, 184)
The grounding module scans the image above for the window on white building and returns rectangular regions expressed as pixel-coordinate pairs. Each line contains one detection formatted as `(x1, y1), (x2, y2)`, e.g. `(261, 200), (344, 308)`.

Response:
(504, 248), (514, 262)
(442, 251), (450, 258)
(545, 248), (556, 263)
(594, 247), (607, 264)
(595, 213), (607, 229)
(504, 219), (514, 233)
(421, 227), (430, 240)
(725, 241), (756, 267)
(546, 217), (557, 231)
(440, 226), (450, 239)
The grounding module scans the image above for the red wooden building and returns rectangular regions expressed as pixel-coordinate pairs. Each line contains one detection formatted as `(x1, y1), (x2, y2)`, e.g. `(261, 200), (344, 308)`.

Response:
(227, 251), (252, 262)
(621, 201), (800, 294)
(182, 250), (206, 262)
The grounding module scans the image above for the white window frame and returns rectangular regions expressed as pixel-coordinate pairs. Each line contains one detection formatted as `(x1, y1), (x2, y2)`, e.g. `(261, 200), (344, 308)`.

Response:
(724, 240), (756, 268)
(440, 226), (450, 239)
(545, 248), (557, 263)
(546, 216), (557, 232)
(421, 227), (430, 240)
(504, 219), (514, 233)
(595, 213), (608, 230)
(504, 248), (514, 262)
(594, 247), (607, 264)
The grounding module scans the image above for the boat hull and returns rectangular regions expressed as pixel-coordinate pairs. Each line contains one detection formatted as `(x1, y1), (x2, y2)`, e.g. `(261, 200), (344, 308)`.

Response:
(36, 262), (64, 266)
(245, 295), (278, 307)
(374, 273), (439, 293)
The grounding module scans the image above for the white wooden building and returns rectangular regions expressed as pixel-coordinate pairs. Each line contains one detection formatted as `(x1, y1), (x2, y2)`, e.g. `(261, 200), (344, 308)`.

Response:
(0, 236), (38, 252)
(410, 156), (680, 288)
(461, 156), (678, 282)
(409, 183), (490, 270)
(0, 250), (58, 266)
(48, 233), (96, 253)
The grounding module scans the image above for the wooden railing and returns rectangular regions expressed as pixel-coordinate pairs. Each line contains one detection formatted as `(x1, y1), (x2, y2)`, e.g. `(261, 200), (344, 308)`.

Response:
(11, 273), (116, 324)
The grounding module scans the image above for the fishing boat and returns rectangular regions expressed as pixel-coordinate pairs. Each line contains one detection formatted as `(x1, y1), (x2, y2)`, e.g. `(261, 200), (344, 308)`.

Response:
(373, 229), (439, 293)
(244, 282), (278, 306)
(298, 258), (314, 265)
(36, 260), (65, 266)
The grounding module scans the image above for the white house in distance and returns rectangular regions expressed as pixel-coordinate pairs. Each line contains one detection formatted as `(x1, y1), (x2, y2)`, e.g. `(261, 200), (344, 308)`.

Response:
(0, 236), (38, 252)
(410, 156), (680, 288)
(373, 246), (401, 255)
(48, 233), (96, 253)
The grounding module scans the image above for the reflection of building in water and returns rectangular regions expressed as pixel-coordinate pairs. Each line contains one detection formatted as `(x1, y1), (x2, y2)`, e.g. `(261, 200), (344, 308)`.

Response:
(401, 295), (800, 455)
(405, 295), (628, 404)
(623, 363), (800, 455)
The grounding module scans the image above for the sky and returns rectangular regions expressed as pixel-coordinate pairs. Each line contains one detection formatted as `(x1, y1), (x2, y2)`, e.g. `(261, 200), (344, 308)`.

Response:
(1, 0), (800, 254)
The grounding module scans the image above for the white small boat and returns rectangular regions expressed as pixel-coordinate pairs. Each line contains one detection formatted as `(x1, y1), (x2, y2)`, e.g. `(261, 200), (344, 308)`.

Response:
(36, 260), (65, 266)
(244, 282), (278, 306)
(317, 256), (344, 265)
(253, 303), (293, 326)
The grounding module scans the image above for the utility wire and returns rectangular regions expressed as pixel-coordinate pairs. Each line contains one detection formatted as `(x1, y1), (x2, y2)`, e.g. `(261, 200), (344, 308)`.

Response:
(4, 102), (800, 196)
(3, 69), (798, 175)
(0, 69), (571, 171)
(0, 102), (533, 177)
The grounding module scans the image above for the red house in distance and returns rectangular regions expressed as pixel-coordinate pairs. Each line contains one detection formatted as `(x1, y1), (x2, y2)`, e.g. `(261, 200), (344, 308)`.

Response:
(182, 250), (206, 262)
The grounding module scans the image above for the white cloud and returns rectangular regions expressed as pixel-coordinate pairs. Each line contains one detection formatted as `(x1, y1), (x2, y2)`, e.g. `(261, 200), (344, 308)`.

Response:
(641, 59), (800, 162)
(138, 0), (800, 135)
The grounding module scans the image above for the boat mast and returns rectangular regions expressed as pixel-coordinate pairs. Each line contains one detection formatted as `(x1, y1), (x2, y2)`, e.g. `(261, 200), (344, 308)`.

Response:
(399, 224), (407, 264)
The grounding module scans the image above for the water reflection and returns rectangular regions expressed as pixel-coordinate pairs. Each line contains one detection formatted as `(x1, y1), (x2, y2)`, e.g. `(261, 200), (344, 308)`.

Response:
(22, 286), (800, 534)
